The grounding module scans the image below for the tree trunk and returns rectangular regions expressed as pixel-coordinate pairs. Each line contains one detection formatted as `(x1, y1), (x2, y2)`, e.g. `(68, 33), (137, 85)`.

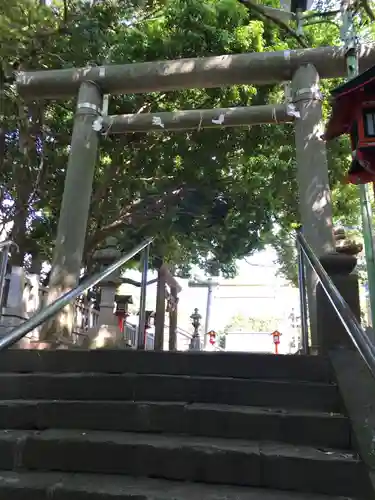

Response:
(10, 195), (28, 266)
(168, 286), (178, 351)
(154, 265), (166, 351)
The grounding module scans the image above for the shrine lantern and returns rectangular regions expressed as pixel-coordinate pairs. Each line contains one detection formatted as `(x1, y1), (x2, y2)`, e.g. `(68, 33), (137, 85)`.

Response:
(324, 64), (375, 185)
(271, 330), (282, 355)
(114, 294), (133, 332)
(207, 330), (216, 346)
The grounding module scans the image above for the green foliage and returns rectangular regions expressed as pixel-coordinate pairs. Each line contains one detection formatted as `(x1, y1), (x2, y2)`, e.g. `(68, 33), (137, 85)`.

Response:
(221, 313), (279, 334)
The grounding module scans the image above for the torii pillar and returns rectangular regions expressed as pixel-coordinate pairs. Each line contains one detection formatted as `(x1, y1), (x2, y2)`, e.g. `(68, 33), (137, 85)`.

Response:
(292, 64), (335, 352)
(41, 81), (103, 343)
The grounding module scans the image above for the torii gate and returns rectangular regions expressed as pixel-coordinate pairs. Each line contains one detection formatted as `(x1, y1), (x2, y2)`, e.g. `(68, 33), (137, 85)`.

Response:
(15, 45), (375, 346)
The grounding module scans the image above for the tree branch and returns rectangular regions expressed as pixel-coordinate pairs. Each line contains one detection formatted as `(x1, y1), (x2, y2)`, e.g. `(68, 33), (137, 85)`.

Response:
(237, 0), (309, 48)
(360, 0), (375, 21)
(84, 185), (191, 255)
(63, 0), (68, 24)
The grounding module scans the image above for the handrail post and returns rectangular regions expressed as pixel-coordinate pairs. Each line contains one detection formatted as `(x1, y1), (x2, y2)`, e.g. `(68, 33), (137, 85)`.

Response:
(297, 233), (309, 355)
(0, 245), (10, 312)
(137, 244), (150, 350)
(296, 231), (375, 378)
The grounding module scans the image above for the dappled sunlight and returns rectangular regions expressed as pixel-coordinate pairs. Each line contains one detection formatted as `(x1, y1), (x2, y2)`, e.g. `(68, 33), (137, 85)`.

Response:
(38, 268), (78, 344)
(16, 46), (375, 100)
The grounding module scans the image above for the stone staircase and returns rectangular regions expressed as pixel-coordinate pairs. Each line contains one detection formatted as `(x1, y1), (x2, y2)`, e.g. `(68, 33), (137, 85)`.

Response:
(0, 349), (372, 499)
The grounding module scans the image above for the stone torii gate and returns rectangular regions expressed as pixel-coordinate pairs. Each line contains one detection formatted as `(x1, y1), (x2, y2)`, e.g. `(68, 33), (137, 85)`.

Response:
(16, 45), (375, 346)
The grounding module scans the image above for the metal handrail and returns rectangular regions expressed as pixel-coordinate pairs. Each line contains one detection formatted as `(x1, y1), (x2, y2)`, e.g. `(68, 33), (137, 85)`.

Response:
(297, 240), (309, 356)
(296, 230), (375, 379)
(0, 238), (153, 350)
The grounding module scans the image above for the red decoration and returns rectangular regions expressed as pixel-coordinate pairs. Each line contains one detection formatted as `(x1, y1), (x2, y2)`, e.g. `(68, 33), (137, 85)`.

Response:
(208, 330), (216, 346)
(117, 316), (125, 332)
(271, 330), (282, 355)
(116, 312), (129, 332)
(324, 65), (375, 185)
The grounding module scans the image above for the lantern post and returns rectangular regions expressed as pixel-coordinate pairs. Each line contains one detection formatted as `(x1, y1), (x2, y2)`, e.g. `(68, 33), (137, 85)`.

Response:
(271, 330), (282, 355)
(189, 308), (202, 351)
(188, 278), (218, 348)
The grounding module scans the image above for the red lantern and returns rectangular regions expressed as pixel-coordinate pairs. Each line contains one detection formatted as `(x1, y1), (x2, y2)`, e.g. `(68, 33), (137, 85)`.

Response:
(114, 294), (132, 332)
(208, 330), (216, 346)
(324, 65), (375, 185)
(271, 330), (282, 355)
(345, 102), (375, 184)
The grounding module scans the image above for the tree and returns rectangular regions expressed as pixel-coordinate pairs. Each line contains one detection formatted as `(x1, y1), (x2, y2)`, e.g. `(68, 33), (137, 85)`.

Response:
(222, 313), (280, 334)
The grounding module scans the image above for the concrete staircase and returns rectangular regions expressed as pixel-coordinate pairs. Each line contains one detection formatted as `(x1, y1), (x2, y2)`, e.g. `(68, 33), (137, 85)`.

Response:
(0, 349), (372, 499)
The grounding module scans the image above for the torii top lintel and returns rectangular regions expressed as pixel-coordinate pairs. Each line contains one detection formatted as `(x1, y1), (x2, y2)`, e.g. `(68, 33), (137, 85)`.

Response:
(15, 45), (375, 100)
(324, 63), (375, 141)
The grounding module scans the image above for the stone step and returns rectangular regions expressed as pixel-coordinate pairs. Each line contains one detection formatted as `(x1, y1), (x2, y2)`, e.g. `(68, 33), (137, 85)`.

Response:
(0, 373), (341, 412)
(0, 400), (351, 449)
(0, 350), (334, 382)
(0, 470), (353, 499)
(0, 429), (369, 497)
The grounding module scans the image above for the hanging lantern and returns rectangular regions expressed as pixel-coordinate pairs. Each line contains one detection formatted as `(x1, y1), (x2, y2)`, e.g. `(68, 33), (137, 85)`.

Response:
(324, 64), (375, 185)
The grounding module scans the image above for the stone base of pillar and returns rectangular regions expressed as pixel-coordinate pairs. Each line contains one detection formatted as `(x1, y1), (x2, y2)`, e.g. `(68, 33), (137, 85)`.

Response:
(20, 339), (75, 350)
(309, 345), (320, 356)
(316, 271), (360, 354)
(0, 313), (35, 348)
(0, 266), (30, 342)
(88, 324), (124, 349)
(189, 336), (201, 351)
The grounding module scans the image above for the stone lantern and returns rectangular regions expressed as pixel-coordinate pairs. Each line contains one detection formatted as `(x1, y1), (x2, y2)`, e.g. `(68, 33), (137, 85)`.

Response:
(189, 308), (202, 351)
(90, 237), (123, 348)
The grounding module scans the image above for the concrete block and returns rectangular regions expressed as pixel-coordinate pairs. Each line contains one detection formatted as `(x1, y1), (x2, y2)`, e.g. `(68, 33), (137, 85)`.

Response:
(0, 430), (368, 496)
(261, 441), (371, 497)
(0, 471), (350, 500)
(316, 274), (360, 353)
(330, 348), (375, 490)
(184, 404), (350, 449)
(88, 325), (123, 349)
(0, 350), (334, 383)
(0, 471), (48, 500)
(20, 430), (262, 485)
(0, 400), (350, 449)
(0, 373), (341, 412)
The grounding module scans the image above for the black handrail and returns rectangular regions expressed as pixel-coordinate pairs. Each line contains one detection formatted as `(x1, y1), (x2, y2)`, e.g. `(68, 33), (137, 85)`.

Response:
(0, 238), (153, 350)
(297, 239), (309, 355)
(296, 230), (375, 378)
